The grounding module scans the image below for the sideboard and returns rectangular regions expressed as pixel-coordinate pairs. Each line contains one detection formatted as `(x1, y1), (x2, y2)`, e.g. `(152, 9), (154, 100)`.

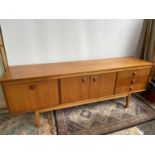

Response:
(0, 57), (152, 128)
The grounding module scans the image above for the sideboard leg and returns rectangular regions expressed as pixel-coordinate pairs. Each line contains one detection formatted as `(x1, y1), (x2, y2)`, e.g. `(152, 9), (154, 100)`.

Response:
(125, 94), (131, 108)
(35, 111), (40, 128)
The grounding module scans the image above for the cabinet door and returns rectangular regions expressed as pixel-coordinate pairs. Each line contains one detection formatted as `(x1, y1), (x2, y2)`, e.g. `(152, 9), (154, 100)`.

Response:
(3, 81), (39, 113)
(115, 67), (151, 94)
(60, 76), (89, 104)
(89, 72), (116, 98)
(36, 79), (59, 108)
(3, 79), (59, 113)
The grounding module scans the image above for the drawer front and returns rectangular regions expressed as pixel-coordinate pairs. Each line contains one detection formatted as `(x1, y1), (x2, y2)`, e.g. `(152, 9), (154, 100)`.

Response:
(89, 72), (116, 98)
(115, 67), (151, 94)
(3, 79), (59, 113)
(60, 76), (89, 104)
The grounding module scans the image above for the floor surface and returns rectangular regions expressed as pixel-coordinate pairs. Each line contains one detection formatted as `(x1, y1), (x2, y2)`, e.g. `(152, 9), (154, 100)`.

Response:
(136, 119), (155, 135)
(112, 119), (155, 135)
(0, 95), (155, 135)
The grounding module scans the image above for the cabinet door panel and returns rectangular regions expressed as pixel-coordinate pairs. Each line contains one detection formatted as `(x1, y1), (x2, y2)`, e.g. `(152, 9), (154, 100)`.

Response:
(3, 79), (59, 113)
(3, 82), (38, 113)
(89, 72), (116, 98)
(60, 76), (89, 104)
(36, 79), (59, 108)
(115, 67), (151, 94)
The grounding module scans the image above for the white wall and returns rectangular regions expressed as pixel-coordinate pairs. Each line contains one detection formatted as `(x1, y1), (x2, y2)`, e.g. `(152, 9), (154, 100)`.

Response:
(0, 19), (144, 66)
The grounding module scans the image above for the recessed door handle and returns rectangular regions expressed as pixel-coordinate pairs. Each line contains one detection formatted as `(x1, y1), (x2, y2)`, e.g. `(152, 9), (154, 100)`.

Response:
(29, 84), (36, 90)
(129, 86), (133, 91)
(132, 72), (137, 76)
(92, 76), (98, 82)
(82, 77), (87, 83)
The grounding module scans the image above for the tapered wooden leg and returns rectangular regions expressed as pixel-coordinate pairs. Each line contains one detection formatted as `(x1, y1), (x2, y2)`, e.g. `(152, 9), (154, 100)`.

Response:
(35, 111), (40, 128)
(125, 94), (131, 108)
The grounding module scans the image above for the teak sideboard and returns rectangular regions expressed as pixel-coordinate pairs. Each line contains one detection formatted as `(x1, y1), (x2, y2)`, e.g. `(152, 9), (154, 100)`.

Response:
(0, 57), (152, 128)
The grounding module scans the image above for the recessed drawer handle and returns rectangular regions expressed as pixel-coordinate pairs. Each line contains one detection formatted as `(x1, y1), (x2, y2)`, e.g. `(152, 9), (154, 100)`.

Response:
(82, 77), (87, 83)
(129, 86), (133, 91)
(131, 79), (135, 84)
(92, 76), (98, 82)
(29, 84), (36, 90)
(132, 72), (137, 76)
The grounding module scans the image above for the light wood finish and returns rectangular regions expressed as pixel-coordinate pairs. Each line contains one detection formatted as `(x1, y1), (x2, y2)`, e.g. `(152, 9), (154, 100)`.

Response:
(38, 90), (146, 113)
(2, 82), (38, 113)
(125, 94), (131, 108)
(0, 57), (152, 82)
(61, 72), (117, 104)
(0, 27), (9, 71)
(35, 111), (40, 128)
(0, 57), (152, 127)
(115, 67), (151, 94)
(35, 79), (59, 108)
(2, 79), (59, 113)
(89, 72), (116, 98)
(60, 76), (89, 104)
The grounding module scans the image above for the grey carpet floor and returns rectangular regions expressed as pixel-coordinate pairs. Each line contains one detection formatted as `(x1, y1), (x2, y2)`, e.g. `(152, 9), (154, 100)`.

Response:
(136, 120), (155, 135)
(113, 94), (155, 135)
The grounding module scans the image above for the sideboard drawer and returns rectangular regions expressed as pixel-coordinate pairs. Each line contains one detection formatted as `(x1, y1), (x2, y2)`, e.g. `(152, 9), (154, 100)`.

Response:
(2, 79), (59, 113)
(115, 67), (151, 94)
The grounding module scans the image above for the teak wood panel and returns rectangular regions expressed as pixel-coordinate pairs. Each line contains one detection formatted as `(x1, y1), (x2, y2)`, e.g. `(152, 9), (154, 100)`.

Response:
(35, 80), (59, 108)
(60, 76), (89, 104)
(0, 57), (152, 82)
(3, 82), (38, 113)
(2, 79), (59, 113)
(89, 72), (116, 98)
(115, 67), (151, 94)
(0, 57), (152, 116)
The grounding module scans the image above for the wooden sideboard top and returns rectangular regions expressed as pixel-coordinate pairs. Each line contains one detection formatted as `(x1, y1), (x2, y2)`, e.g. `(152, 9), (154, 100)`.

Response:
(0, 57), (152, 82)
